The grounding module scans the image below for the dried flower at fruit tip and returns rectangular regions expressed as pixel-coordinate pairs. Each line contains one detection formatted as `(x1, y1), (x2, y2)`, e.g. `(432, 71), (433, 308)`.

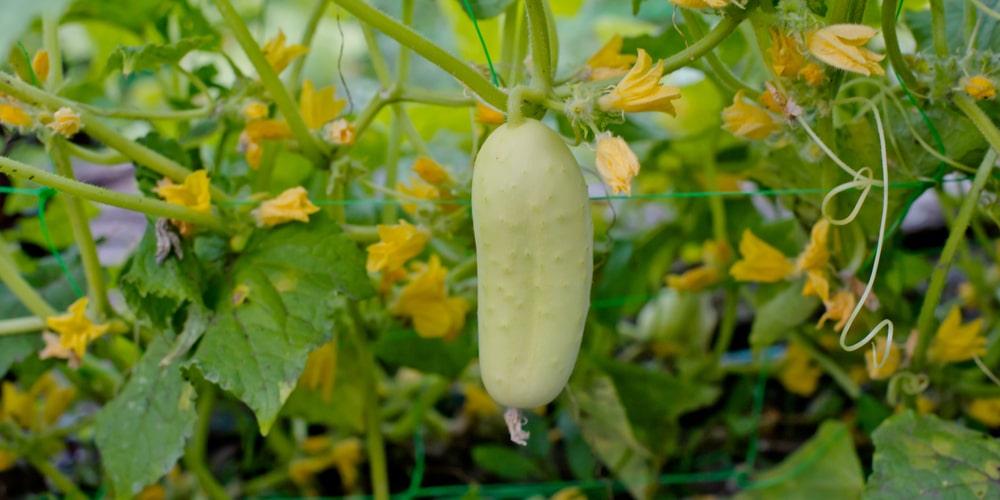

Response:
(598, 49), (682, 115)
(585, 34), (637, 81)
(326, 118), (355, 145)
(0, 104), (31, 127)
(475, 103), (505, 125)
(595, 133), (640, 196)
(45, 298), (111, 359)
(799, 62), (825, 86)
(262, 30), (308, 75)
(154, 170), (212, 213)
(252, 186), (320, 227)
(928, 305), (986, 363)
(962, 75), (995, 100)
(390, 255), (470, 340)
(365, 220), (429, 273)
(412, 157), (453, 185)
(817, 289), (856, 331)
(668, 0), (730, 8)
(769, 28), (806, 78)
(297, 341), (336, 401)
(48, 107), (81, 138)
(779, 341), (822, 396)
(300, 79), (346, 131)
(32, 50), (50, 83)
(968, 398), (1000, 427)
(730, 229), (795, 282)
(865, 337), (901, 380)
(721, 90), (782, 140)
(806, 24), (885, 76)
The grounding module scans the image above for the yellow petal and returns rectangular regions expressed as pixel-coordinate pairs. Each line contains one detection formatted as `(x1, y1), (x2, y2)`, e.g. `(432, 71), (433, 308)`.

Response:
(968, 398), (1000, 427)
(365, 220), (428, 273)
(412, 157), (453, 185)
(585, 34), (637, 81)
(595, 133), (640, 196)
(44, 298), (110, 359)
(300, 79), (346, 131)
(962, 75), (995, 100)
(865, 337), (900, 380)
(797, 219), (831, 272)
(598, 49), (682, 115)
(0, 104), (32, 127)
(807, 24), (885, 76)
(326, 118), (355, 145)
(817, 290), (856, 331)
(729, 229), (794, 282)
(47, 107), (81, 138)
(396, 178), (440, 215)
(475, 103), (506, 125)
(154, 170), (212, 213)
(928, 305), (986, 363)
(721, 90), (781, 140)
(252, 186), (319, 227)
(668, 0), (730, 8)
(298, 341), (337, 401)
(262, 30), (309, 75)
(768, 28), (806, 78)
(779, 341), (822, 396)
(32, 50), (50, 83)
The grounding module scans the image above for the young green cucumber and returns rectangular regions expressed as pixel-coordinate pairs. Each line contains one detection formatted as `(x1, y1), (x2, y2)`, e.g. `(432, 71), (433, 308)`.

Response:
(472, 118), (593, 410)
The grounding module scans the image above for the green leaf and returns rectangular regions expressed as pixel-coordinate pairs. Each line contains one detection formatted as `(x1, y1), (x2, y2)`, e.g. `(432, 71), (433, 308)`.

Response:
(737, 421), (863, 499)
(905, 1), (1000, 52)
(185, 214), (374, 434)
(0, 0), (73, 55)
(64, 0), (169, 36)
(749, 280), (820, 347)
(106, 36), (213, 76)
(6, 196), (100, 250)
(374, 328), (474, 379)
(119, 227), (205, 328)
(866, 411), (1000, 499)
(569, 376), (653, 500)
(457, 0), (515, 20)
(0, 334), (43, 378)
(472, 445), (543, 481)
(95, 335), (197, 499)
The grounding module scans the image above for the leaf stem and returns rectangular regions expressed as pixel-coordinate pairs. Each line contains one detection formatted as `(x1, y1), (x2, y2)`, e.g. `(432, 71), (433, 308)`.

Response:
(681, 10), (758, 99)
(42, 14), (63, 91)
(0, 155), (228, 232)
(0, 317), (46, 335)
(346, 310), (389, 500)
(382, 117), (403, 224)
(287, 0), (330, 90)
(330, 0), (507, 110)
(929, 0), (948, 56)
(210, 0), (327, 166)
(28, 455), (86, 499)
(0, 233), (57, 318)
(881, 0), (921, 92)
(49, 139), (110, 317)
(62, 142), (127, 165)
(524, 0), (552, 95)
(183, 385), (229, 500)
(661, 13), (746, 76)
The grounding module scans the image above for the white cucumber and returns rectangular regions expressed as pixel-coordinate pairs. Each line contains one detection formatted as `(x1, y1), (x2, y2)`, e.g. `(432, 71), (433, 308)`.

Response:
(472, 118), (593, 410)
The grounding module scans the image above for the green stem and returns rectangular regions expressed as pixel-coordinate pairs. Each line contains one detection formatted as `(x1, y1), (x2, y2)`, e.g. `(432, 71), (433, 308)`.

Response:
(253, 141), (280, 193)
(0, 233), (57, 318)
(63, 142), (127, 165)
(331, 0), (507, 110)
(956, 94), (1000, 154)
(381, 116), (403, 224)
(353, 94), (388, 139)
(0, 155), (228, 232)
(173, 65), (215, 105)
(211, 0), (327, 166)
(712, 288), (739, 363)
(343, 224), (380, 242)
(511, 1), (529, 86)
(881, 0), (921, 91)
(394, 106), (431, 157)
(242, 468), (290, 496)
(28, 455), (85, 499)
(446, 255), (477, 284)
(499, 1), (520, 86)
(681, 10), (757, 98)
(49, 139), (110, 317)
(396, 0), (415, 88)
(790, 330), (861, 399)
(346, 312), (389, 500)
(0, 72), (230, 201)
(661, 14), (746, 76)
(42, 14), (63, 91)
(287, 0), (329, 89)
(361, 25), (394, 87)
(524, 0), (552, 95)
(0, 317), (46, 335)
(912, 146), (998, 371)
(929, 0), (948, 56)
(82, 104), (214, 121)
(183, 386), (229, 500)
(395, 88), (475, 107)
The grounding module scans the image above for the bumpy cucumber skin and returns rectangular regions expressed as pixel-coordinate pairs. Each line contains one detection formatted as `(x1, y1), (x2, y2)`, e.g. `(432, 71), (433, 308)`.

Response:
(472, 119), (593, 409)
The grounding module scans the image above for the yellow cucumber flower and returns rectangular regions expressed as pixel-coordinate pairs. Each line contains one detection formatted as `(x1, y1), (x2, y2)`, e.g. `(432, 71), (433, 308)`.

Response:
(365, 220), (428, 273)
(666, 239), (729, 292)
(669, 0), (730, 8)
(730, 229), (794, 282)
(595, 133), (640, 196)
(865, 337), (900, 380)
(598, 49), (681, 115)
(298, 341), (337, 401)
(585, 34), (637, 81)
(244, 119), (292, 141)
(962, 75), (995, 100)
(397, 177), (440, 215)
(262, 30), (308, 75)
(243, 100), (269, 120)
(806, 24), (885, 76)
(1, 374), (76, 432)
(928, 305), (985, 363)
(412, 157), (453, 185)
(769, 28), (806, 78)
(797, 219), (831, 301)
(779, 341), (822, 396)
(45, 298), (110, 358)
(0, 104), (32, 127)
(300, 79), (346, 131)
(252, 186), (319, 227)
(968, 398), (1000, 427)
(799, 62), (826, 86)
(154, 170), (212, 213)
(48, 107), (81, 138)
(817, 289), (856, 331)
(39, 331), (80, 368)
(391, 255), (470, 340)
(326, 118), (356, 145)
(32, 50), (50, 83)
(722, 90), (781, 140)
